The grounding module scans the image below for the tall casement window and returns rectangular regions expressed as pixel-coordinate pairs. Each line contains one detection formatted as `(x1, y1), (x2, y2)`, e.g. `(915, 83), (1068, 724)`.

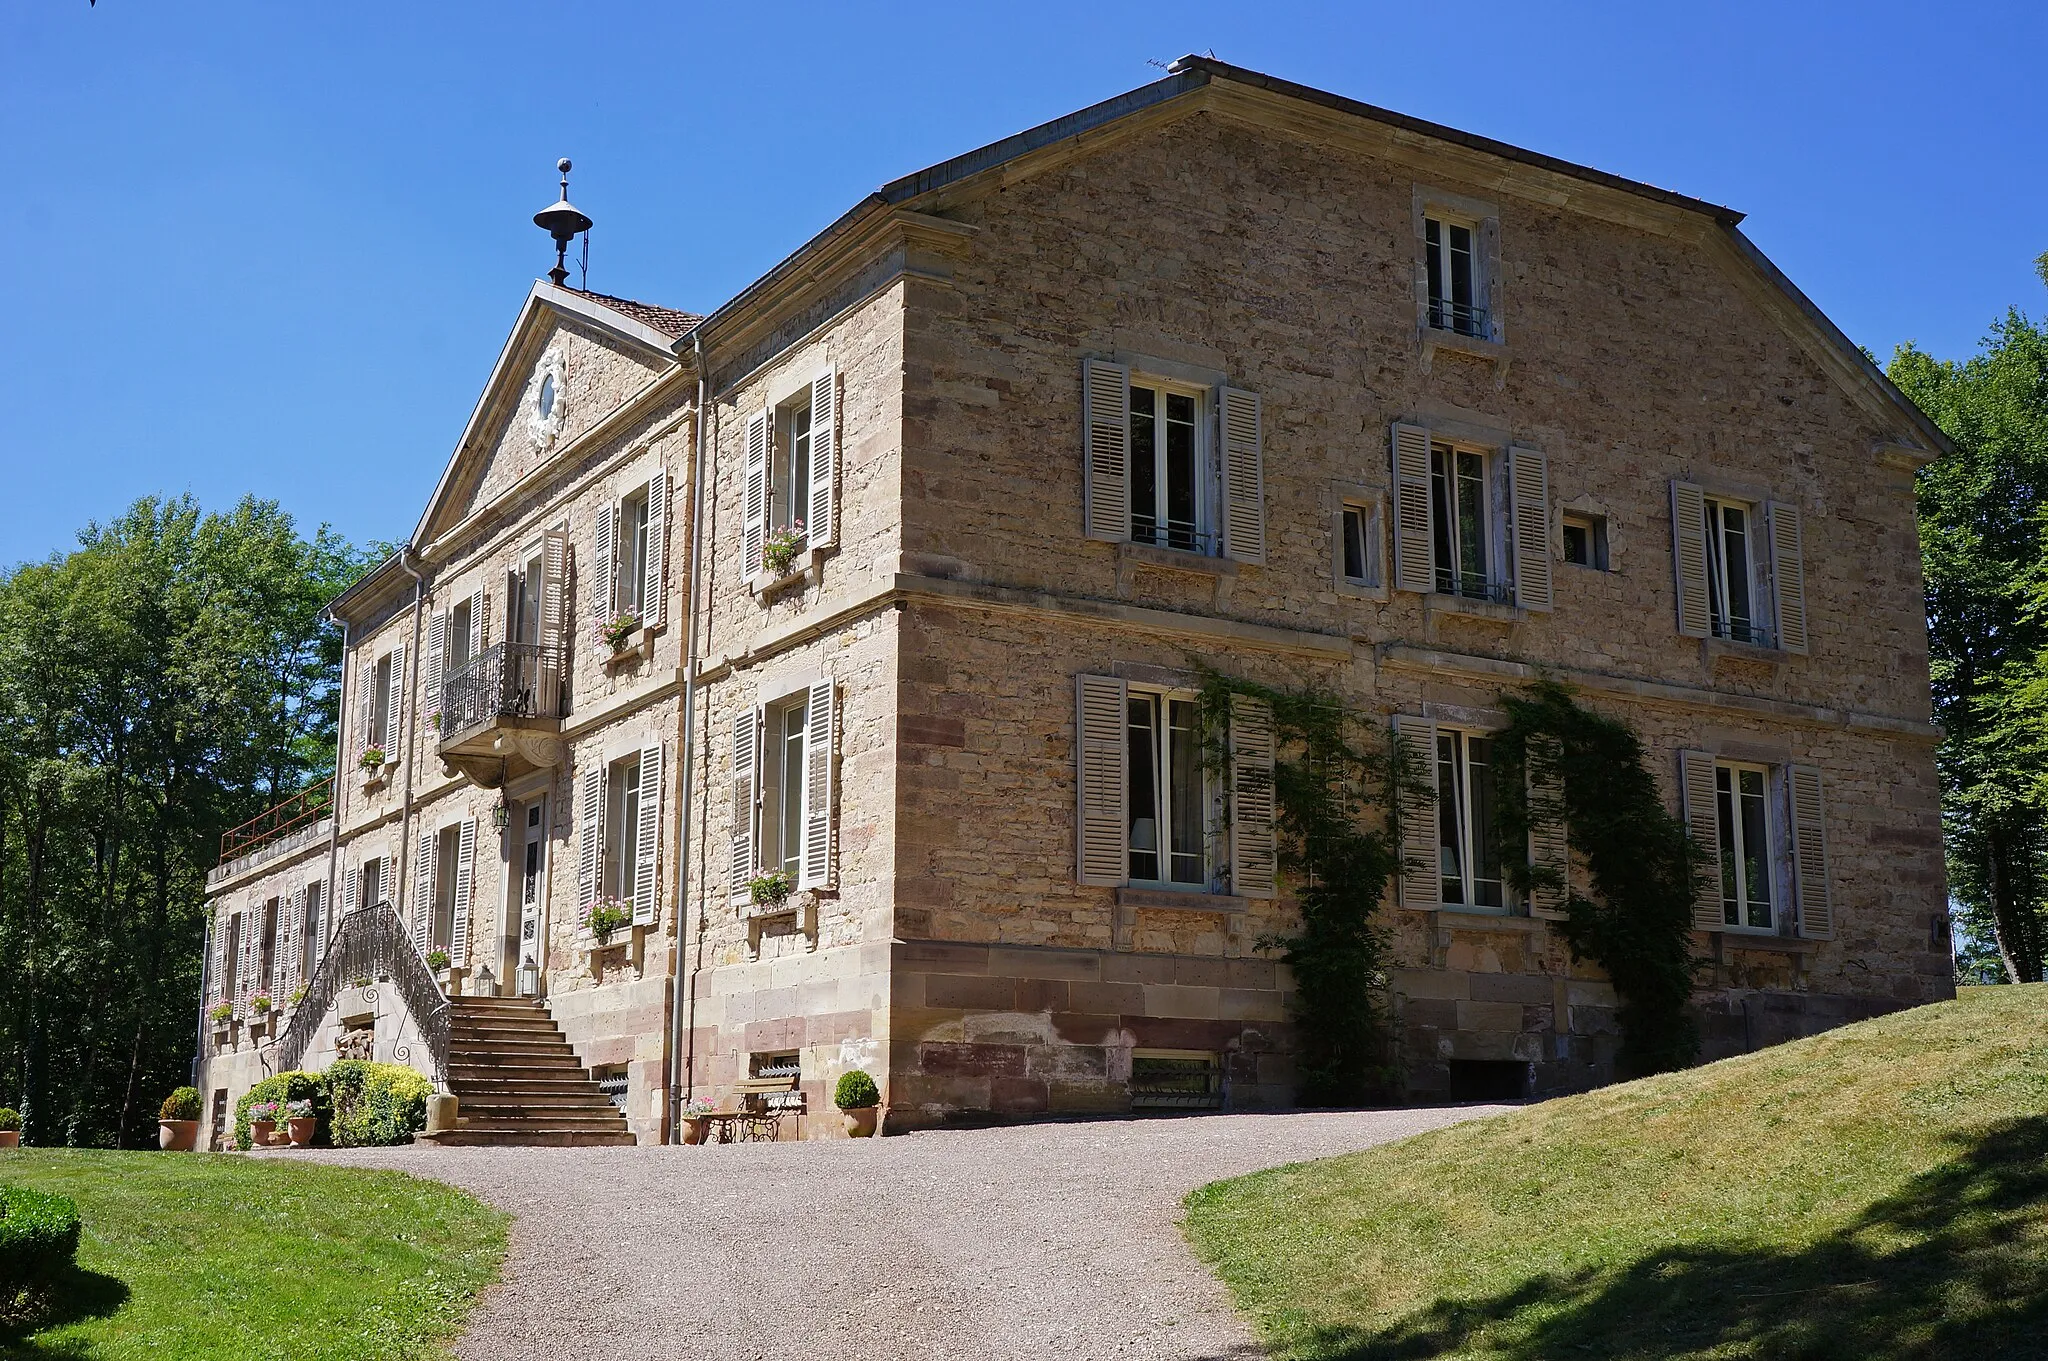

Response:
(1125, 690), (1207, 887)
(742, 368), (838, 584)
(1082, 360), (1266, 564)
(298, 881), (324, 982)
(360, 646), (403, 760)
(411, 820), (475, 965)
(1075, 675), (1276, 899)
(255, 898), (279, 997)
(1390, 424), (1552, 610)
(596, 476), (667, 629)
(511, 549), (544, 645)
(1435, 730), (1506, 911)
(727, 682), (836, 900)
(1424, 214), (1482, 336)
(576, 741), (666, 928)
(1679, 750), (1833, 939)
(1671, 482), (1807, 653)
(359, 856), (387, 912)
(424, 589), (486, 738)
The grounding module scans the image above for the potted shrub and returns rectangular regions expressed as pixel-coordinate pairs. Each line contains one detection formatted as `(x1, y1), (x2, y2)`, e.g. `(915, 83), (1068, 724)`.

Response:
(247, 1099), (282, 1148)
(286, 983), (307, 1012)
(763, 521), (807, 578)
(588, 899), (631, 947)
(359, 746), (386, 776)
(209, 1001), (235, 1033)
(748, 869), (796, 913)
(425, 948), (451, 973)
(834, 1070), (881, 1138)
(0, 1107), (20, 1148)
(597, 612), (641, 655)
(158, 1087), (201, 1151)
(680, 1095), (716, 1146)
(284, 1098), (318, 1147)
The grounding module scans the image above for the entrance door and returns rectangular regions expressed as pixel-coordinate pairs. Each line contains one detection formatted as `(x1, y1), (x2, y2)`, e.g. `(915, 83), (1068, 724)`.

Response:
(509, 799), (548, 993)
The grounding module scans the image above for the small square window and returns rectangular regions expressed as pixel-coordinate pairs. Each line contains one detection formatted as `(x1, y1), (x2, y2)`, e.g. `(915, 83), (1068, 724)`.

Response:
(1562, 513), (1609, 571)
(1338, 502), (1383, 589)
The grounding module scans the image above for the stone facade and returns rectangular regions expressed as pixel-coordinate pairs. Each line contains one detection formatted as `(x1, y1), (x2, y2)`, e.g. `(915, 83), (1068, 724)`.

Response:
(198, 58), (1953, 1141)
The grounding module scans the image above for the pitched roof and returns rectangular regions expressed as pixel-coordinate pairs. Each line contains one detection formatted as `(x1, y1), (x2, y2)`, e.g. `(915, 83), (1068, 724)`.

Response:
(568, 289), (701, 339)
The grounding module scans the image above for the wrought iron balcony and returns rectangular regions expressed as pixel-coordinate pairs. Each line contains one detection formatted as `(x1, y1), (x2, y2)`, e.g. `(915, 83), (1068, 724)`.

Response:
(435, 642), (566, 787)
(1428, 298), (1490, 339)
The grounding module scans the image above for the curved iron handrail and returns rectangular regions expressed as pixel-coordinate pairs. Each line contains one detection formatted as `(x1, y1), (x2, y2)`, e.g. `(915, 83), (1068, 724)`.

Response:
(274, 901), (449, 1088)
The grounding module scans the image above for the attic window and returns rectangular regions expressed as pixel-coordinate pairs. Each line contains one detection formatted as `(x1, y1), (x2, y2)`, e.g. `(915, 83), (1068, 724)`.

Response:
(539, 374), (557, 419)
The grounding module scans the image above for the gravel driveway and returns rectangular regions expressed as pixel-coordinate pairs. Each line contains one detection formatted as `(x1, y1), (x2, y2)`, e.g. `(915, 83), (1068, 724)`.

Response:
(316, 1105), (1506, 1360)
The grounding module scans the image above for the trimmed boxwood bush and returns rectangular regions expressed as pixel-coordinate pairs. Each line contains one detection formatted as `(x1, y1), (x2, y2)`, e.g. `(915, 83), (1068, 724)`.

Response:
(158, 1087), (201, 1122)
(0, 1109), (20, 1133)
(233, 1071), (330, 1151)
(0, 1185), (81, 1321)
(326, 1061), (431, 1147)
(833, 1070), (880, 1110)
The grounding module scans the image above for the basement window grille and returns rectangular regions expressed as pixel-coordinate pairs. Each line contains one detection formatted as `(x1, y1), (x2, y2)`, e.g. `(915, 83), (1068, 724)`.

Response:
(594, 1069), (629, 1113)
(1130, 1050), (1224, 1111)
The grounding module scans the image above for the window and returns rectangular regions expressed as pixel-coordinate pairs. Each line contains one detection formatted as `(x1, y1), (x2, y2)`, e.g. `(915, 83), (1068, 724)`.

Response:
(1430, 443), (1500, 600)
(1703, 497), (1768, 645)
(1130, 1051), (1224, 1110)
(1436, 730), (1507, 911)
(776, 400), (813, 540)
(1562, 512), (1609, 570)
(447, 596), (474, 674)
(433, 825), (460, 951)
(757, 694), (809, 882)
(1126, 690), (1209, 887)
(360, 857), (387, 912)
(257, 898), (278, 993)
(220, 913), (241, 1005)
(1340, 502), (1380, 587)
(615, 486), (650, 618)
(1715, 762), (1778, 930)
(1425, 215), (1484, 337)
(538, 373), (556, 419)
(511, 551), (544, 645)
(1129, 382), (1207, 553)
(299, 882), (323, 981)
(604, 752), (646, 902)
(368, 653), (393, 750)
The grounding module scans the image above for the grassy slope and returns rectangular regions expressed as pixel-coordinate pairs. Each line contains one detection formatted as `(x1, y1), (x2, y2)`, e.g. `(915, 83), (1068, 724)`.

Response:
(1185, 986), (2048, 1361)
(0, 1150), (506, 1361)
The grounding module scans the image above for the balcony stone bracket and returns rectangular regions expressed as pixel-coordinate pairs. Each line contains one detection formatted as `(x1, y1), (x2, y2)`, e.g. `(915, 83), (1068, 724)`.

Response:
(441, 729), (565, 789)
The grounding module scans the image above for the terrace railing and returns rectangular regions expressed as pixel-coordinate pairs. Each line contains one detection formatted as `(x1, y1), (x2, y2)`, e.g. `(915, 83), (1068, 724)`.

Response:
(274, 901), (449, 1088)
(219, 774), (334, 864)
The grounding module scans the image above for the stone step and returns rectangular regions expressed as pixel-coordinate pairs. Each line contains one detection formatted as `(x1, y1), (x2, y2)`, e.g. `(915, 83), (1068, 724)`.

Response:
(449, 1019), (568, 1039)
(449, 1057), (587, 1074)
(417, 1127), (636, 1148)
(455, 1112), (626, 1129)
(448, 1037), (578, 1057)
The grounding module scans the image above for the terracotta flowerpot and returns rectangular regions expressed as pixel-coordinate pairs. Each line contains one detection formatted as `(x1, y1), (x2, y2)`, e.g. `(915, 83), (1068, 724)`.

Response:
(249, 1120), (277, 1148)
(287, 1117), (317, 1147)
(158, 1119), (198, 1151)
(680, 1116), (708, 1146)
(841, 1106), (879, 1138)
(0, 1130), (19, 1149)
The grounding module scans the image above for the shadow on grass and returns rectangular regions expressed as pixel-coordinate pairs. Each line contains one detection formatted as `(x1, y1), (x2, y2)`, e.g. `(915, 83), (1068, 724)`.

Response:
(0, 1264), (130, 1358)
(1307, 1116), (2048, 1361)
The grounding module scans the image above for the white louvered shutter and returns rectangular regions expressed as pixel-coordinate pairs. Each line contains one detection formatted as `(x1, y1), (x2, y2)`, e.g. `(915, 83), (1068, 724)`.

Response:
(1075, 674), (1129, 886)
(634, 742), (664, 925)
(729, 708), (759, 903)
(1228, 694), (1277, 899)
(468, 589), (486, 659)
(1769, 501), (1808, 654)
(577, 765), (603, 922)
(1219, 386), (1266, 564)
(237, 911), (254, 1013)
(414, 829), (435, 953)
(1789, 765), (1832, 939)
(1508, 446), (1553, 611)
(424, 610), (446, 734)
(1391, 424), (1435, 594)
(276, 888), (301, 993)
(1671, 482), (1711, 639)
(541, 528), (568, 713)
(357, 660), (376, 752)
(340, 863), (359, 926)
(800, 682), (835, 891)
(1394, 714), (1440, 909)
(451, 818), (476, 967)
(743, 410), (770, 578)
(386, 645), (406, 761)
(208, 909), (227, 1006)
(644, 471), (668, 628)
(1526, 735), (1570, 920)
(809, 368), (837, 550)
(307, 880), (327, 963)
(595, 499), (616, 626)
(1082, 360), (1131, 542)
(1678, 749), (1725, 930)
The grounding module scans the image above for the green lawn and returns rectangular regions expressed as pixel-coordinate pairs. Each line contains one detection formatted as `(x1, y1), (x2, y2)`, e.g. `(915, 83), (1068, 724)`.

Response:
(1185, 985), (2048, 1360)
(0, 1150), (506, 1361)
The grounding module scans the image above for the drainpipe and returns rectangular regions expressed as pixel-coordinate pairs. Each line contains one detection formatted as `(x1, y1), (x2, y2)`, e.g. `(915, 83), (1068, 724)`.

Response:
(325, 617), (350, 936)
(395, 548), (428, 930)
(667, 335), (711, 1141)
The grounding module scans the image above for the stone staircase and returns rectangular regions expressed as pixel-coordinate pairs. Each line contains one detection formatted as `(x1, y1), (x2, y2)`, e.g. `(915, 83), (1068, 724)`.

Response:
(424, 996), (635, 1147)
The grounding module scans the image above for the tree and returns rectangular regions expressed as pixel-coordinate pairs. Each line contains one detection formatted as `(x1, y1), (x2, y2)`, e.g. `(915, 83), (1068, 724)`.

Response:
(0, 497), (369, 1147)
(1890, 267), (2048, 983)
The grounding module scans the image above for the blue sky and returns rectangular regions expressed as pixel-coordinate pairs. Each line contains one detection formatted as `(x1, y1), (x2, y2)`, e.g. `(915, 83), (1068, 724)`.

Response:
(4, 1), (2043, 565)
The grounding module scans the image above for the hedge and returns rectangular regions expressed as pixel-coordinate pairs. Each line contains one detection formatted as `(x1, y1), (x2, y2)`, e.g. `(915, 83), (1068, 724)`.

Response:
(232, 1070), (331, 1151)
(326, 1061), (431, 1147)
(0, 1185), (81, 1322)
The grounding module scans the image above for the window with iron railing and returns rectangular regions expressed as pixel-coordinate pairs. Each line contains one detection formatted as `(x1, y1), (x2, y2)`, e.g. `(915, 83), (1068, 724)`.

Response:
(1425, 215), (1490, 339)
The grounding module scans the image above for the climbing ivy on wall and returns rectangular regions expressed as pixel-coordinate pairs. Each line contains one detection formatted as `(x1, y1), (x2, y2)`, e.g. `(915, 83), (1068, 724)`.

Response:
(1488, 678), (1705, 1077)
(1195, 670), (1409, 1105)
